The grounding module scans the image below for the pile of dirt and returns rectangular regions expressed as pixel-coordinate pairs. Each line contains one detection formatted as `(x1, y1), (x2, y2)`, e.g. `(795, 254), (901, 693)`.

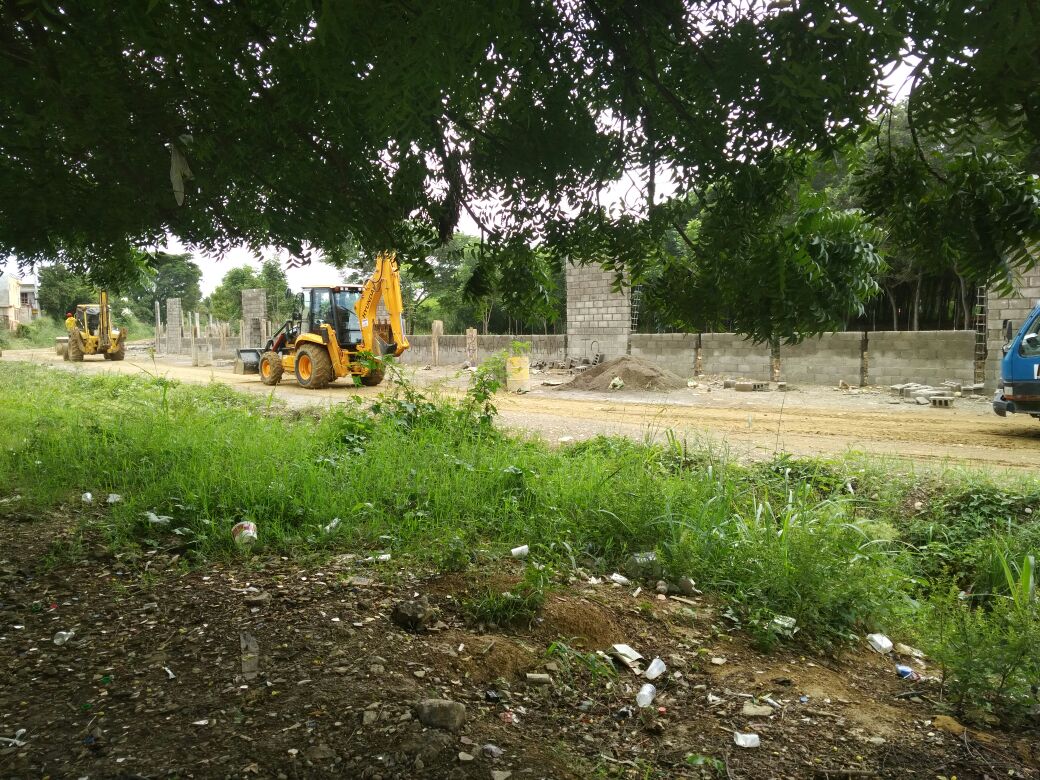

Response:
(563, 355), (686, 392)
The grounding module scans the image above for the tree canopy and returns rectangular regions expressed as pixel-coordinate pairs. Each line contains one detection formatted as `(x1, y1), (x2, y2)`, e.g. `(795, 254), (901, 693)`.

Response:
(2, 1), (1039, 337)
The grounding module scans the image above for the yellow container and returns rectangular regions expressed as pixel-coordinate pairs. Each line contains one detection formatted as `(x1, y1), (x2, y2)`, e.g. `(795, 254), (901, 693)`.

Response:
(505, 355), (531, 393)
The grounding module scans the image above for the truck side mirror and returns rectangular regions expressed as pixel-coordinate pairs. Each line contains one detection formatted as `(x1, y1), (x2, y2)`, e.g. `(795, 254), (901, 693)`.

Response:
(1004, 319), (1014, 342)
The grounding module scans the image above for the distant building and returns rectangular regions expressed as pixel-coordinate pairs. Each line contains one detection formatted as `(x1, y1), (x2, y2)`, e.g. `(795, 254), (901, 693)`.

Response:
(0, 274), (37, 330)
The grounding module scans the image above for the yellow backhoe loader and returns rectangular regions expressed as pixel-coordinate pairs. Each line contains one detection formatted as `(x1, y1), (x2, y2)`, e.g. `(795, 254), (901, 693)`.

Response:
(63, 291), (127, 362)
(238, 251), (409, 389)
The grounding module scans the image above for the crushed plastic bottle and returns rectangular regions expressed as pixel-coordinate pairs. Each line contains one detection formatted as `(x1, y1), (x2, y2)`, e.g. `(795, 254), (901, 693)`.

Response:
(645, 657), (666, 680)
(81, 492), (93, 504)
(609, 573), (631, 586)
(53, 630), (75, 646)
(635, 683), (657, 708)
(510, 544), (529, 558)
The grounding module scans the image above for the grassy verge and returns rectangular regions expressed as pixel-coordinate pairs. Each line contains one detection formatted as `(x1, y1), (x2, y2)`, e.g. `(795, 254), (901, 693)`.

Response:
(0, 363), (1036, 720)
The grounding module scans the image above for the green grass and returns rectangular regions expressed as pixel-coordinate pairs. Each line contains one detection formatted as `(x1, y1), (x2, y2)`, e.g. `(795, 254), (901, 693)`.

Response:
(0, 363), (1036, 717)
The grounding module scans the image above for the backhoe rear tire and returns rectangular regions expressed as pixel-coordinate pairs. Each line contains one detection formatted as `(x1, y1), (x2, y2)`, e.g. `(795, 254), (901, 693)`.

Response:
(259, 351), (284, 385)
(294, 344), (334, 389)
(67, 332), (84, 362)
(359, 368), (384, 386)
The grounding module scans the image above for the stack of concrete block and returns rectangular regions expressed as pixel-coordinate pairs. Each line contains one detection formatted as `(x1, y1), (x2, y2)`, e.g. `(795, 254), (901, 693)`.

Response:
(565, 261), (630, 361)
(165, 298), (183, 353)
(241, 288), (267, 349)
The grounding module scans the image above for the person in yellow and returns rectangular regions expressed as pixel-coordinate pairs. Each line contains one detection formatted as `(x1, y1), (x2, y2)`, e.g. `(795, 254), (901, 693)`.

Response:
(64, 311), (77, 332)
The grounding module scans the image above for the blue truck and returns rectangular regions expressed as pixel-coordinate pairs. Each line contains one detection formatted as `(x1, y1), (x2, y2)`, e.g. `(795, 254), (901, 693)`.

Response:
(993, 309), (1040, 418)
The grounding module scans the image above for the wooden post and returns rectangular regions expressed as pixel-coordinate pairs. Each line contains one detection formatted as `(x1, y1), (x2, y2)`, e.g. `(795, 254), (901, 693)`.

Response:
(431, 319), (443, 366)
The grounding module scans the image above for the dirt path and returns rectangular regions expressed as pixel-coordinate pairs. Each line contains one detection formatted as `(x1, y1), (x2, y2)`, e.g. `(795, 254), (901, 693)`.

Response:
(4, 346), (1038, 472)
(1, 509), (1036, 779)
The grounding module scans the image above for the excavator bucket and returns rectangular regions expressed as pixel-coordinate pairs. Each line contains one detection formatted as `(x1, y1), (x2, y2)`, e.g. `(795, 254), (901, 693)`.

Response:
(235, 348), (262, 374)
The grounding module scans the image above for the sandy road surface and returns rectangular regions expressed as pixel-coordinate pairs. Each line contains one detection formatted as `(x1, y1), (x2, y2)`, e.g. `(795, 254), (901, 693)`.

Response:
(4, 345), (1039, 472)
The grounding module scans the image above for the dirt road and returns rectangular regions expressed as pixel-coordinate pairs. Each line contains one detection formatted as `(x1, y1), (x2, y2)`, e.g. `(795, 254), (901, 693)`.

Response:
(5, 346), (1038, 471)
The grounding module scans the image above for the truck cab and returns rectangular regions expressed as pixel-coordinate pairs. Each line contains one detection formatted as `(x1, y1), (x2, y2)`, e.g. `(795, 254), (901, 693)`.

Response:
(993, 304), (1040, 418)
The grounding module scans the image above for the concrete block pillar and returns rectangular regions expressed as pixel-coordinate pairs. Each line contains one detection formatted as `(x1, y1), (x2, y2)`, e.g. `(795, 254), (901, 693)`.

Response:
(166, 298), (183, 353)
(241, 288), (267, 348)
(987, 270), (1040, 389)
(565, 260), (631, 360)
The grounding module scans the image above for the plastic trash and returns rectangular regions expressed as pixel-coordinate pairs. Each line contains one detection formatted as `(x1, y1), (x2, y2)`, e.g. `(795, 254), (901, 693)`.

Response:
(106, 493), (122, 504)
(734, 732), (760, 748)
(608, 643), (644, 671)
(609, 573), (631, 586)
(866, 633), (893, 653)
(231, 521), (258, 547)
(645, 657), (666, 680)
(896, 664), (921, 681)
(636, 683), (657, 708)
(323, 517), (341, 534)
(510, 544), (529, 558)
(81, 492), (93, 504)
(145, 511), (172, 525)
(53, 630), (75, 646)
(609, 376), (624, 389)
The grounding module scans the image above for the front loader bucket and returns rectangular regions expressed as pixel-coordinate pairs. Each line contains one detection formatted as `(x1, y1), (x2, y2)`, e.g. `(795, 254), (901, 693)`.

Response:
(235, 348), (262, 375)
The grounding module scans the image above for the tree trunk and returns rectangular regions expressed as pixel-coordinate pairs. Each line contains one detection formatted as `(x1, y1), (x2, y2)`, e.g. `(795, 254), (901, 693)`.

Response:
(957, 273), (971, 330)
(885, 286), (899, 331)
(911, 273), (922, 331)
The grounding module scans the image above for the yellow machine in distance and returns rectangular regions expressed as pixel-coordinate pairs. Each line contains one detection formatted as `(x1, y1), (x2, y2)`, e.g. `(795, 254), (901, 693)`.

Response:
(247, 251), (410, 389)
(64, 290), (127, 362)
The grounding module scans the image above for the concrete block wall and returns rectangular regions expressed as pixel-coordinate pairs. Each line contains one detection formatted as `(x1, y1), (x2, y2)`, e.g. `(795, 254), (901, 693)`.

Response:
(868, 330), (976, 387)
(242, 288), (267, 349)
(699, 333), (773, 379)
(566, 261), (630, 360)
(779, 332), (864, 386)
(987, 270), (1040, 387)
(629, 333), (700, 377)
(165, 298), (183, 353)
(400, 335), (567, 365)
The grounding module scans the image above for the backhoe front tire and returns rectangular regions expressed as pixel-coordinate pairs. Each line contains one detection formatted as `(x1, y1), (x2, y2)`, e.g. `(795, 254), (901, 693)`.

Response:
(104, 345), (125, 361)
(359, 368), (384, 387)
(294, 344), (334, 389)
(259, 351), (284, 385)
(67, 332), (84, 362)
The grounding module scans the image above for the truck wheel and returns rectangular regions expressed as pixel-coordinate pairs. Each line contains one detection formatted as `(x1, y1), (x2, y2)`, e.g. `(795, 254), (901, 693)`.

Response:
(359, 368), (384, 386)
(259, 351), (284, 385)
(67, 332), (84, 362)
(295, 344), (334, 389)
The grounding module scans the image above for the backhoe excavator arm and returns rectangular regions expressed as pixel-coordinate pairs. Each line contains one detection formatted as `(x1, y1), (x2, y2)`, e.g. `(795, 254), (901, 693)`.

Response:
(98, 290), (111, 349)
(355, 251), (410, 357)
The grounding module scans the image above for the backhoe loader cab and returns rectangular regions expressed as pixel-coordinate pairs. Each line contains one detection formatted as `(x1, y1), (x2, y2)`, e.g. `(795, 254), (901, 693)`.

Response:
(250, 251), (409, 389)
(63, 290), (126, 362)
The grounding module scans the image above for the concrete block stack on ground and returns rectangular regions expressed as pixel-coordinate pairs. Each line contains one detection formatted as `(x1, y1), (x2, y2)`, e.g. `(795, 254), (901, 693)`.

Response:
(565, 261), (631, 362)
(165, 298), (183, 354)
(241, 288), (267, 350)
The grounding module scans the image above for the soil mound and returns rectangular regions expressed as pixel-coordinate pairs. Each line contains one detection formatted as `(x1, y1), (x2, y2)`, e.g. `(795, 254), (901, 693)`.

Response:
(563, 355), (686, 392)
